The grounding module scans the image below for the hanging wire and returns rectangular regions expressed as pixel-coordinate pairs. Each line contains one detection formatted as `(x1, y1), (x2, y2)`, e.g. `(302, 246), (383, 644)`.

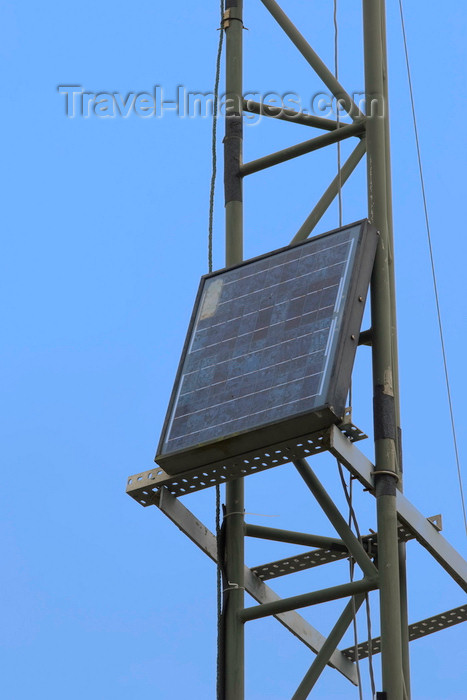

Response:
(215, 485), (222, 700)
(209, 0), (225, 275)
(363, 587), (376, 698)
(208, 3), (225, 697)
(332, 6), (373, 696)
(337, 462), (377, 698)
(337, 461), (363, 700)
(347, 478), (364, 700)
(333, 0), (343, 228)
(398, 0), (467, 538)
(333, 0), (353, 415)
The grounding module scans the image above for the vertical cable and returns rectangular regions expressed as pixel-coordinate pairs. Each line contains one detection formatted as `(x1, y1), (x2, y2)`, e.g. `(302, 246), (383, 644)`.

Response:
(209, 0), (225, 275)
(338, 462), (363, 699)
(338, 462), (376, 697)
(398, 0), (467, 538)
(215, 484), (222, 699)
(333, 0), (343, 228)
(333, 0), (353, 414)
(208, 3), (225, 697)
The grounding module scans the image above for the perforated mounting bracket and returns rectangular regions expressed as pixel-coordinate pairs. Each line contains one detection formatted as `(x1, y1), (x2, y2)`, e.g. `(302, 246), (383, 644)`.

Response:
(341, 605), (467, 661)
(126, 423), (366, 504)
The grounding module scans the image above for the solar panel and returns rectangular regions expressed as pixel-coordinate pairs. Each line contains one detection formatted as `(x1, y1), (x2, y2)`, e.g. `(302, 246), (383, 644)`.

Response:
(155, 221), (378, 476)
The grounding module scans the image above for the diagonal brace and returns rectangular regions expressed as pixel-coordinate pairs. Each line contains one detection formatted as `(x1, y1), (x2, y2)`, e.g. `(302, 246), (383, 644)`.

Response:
(294, 458), (378, 578)
(292, 594), (366, 699)
(290, 139), (366, 244)
(260, 0), (362, 120)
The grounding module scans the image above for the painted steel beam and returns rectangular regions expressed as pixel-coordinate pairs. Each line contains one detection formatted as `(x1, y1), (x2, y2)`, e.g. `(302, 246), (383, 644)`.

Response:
(328, 425), (467, 594)
(240, 577), (379, 622)
(328, 424), (374, 490)
(151, 487), (358, 685)
(396, 492), (467, 594)
(294, 457), (378, 579)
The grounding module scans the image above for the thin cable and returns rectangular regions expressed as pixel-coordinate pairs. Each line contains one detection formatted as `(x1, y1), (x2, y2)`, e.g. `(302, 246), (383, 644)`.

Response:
(216, 483), (222, 700)
(364, 593), (376, 698)
(209, 4), (225, 698)
(209, 0), (224, 274)
(398, 0), (467, 537)
(334, 0), (353, 421)
(349, 480), (364, 700)
(338, 463), (363, 699)
(338, 462), (376, 697)
(333, 0), (343, 228)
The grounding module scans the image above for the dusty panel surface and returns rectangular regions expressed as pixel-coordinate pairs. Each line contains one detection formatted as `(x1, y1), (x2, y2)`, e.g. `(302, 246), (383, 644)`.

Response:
(156, 221), (376, 474)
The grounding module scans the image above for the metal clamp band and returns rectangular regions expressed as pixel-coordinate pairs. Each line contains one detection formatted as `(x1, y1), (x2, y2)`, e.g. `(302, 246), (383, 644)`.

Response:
(372, 469), (399, 483)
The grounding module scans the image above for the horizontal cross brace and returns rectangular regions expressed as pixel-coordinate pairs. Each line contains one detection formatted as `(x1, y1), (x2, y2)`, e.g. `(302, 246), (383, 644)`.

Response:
(250, 525), (414, 581)
(242, 99), (342, 131)
(151, 486), (358, 685)
(240, 120), (365, 176)
(341, 604), (467, 661)
(240, 576), (379, 622)
(245, 523), (349, 550)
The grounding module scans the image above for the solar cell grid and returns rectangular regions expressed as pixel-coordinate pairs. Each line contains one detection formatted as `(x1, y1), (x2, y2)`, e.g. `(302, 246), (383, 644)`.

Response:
(156, 221), (377, 475)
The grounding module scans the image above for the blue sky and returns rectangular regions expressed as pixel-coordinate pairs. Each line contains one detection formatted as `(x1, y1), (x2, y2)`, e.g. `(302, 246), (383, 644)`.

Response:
(2, 1), (467, 698)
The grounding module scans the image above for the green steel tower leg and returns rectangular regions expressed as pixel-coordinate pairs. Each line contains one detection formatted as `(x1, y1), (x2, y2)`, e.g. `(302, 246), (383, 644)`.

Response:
(363, 1), (404, 698)
(223, 2), (244, 698)
(380, 2), (411, 694)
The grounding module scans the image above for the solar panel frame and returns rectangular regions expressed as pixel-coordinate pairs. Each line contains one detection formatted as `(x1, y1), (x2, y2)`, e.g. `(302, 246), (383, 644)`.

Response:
(155, 220), (378, 476)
